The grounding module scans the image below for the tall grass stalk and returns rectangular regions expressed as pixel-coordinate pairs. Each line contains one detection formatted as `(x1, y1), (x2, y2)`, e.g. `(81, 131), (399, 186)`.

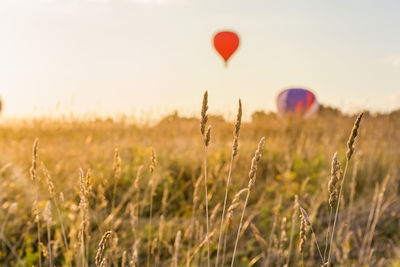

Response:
(111, 148), (121, 214)
(327, 113), (363, 266)
(121, 250), (127, 267)
(44, 201), (52, 267)
(286, 195), (299, 266)
(157, 184), (168, 265)
(359, 175), (390, 264)
(264, 197), (281, 266)
(222, 188), (247, 266)
(173, 230), (182, 267)
(215, 99), (241, 267)
(203, 127), (211, 267)
(188, 231), (216, 264)
(277, 217), (288, 266)
(231, 137), (265, 267)
(300, 207), (324, 264)
(95, 231), (112, 267)
(30, 138), (42, 267)
(299, 206), (308, 267)
(200, 91), (211, 267)
(41, 163), (70, 254)
(323, 152), (340, 262)
(345, 156), (358, 241)
(147, 149), (157, 267)
(131, 239), (140, 267)
(134, 166), (143, 239)
(79, 168), (87, 267)
(186, 176), (202, 267)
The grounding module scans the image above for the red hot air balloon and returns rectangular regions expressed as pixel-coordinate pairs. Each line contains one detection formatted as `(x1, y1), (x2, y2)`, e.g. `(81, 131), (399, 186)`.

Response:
(213, 31), (240, 67)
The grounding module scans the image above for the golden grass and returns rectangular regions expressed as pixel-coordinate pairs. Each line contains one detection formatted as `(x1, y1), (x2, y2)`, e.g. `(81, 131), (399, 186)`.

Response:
(0, 102), (398, 266)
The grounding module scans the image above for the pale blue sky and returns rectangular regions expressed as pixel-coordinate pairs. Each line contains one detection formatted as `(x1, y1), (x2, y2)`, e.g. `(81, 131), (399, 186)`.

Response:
(0, 0), (399, 119)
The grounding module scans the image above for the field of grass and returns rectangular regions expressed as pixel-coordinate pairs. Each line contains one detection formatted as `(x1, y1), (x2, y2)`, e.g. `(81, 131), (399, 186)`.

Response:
(0, 97), (399, 266)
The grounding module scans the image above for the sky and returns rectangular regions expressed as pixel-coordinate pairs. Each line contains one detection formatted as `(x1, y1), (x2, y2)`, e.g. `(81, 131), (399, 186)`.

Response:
(0, 0), (400, 120)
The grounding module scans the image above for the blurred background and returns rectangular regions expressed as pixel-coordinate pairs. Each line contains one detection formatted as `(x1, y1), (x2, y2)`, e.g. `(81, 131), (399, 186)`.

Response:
(1, 0), (400, 120)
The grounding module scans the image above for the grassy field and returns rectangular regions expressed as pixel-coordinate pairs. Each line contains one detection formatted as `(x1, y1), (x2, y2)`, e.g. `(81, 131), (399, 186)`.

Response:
(0, 98), (399, 266)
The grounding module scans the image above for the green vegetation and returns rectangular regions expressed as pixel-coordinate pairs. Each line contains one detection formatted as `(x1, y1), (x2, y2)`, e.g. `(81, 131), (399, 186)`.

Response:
(0, 103), (399, 266)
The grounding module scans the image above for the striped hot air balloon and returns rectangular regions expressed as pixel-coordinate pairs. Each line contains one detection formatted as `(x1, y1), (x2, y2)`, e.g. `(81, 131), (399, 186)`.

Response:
(276, 88), (319, 118)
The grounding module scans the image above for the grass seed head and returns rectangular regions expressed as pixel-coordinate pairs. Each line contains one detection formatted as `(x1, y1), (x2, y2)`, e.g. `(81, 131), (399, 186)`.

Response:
(232, 99), (242, 157)
(210, 202), (222, 224)
(95, 231), (113, 266)
(328, 152), (340, 207)
(300, 207), (311, 226)
(205, 125), (211, 147)
(226, 188), (248, 223)
(30, 138), (39, 182)
(193, 175), (202, 208)
(134, 166), (143, 191)
(150, 149), (157, 174)
(299, 211), (308, 253)
(248, 137), (265, 190)
(113, 148), (121, 181)
(346, 113), (363, 161)
(200, 91), (208, 135)
(42, 163), (55, 199)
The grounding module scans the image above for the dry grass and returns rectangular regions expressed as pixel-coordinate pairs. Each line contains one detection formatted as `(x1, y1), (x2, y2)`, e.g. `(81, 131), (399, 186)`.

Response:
(0, 99), (399, 266)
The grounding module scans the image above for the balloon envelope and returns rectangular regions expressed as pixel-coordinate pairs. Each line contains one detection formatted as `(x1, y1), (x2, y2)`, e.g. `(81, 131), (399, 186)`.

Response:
(276, 88), (318, 118)
(213, 31), (239, 64)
